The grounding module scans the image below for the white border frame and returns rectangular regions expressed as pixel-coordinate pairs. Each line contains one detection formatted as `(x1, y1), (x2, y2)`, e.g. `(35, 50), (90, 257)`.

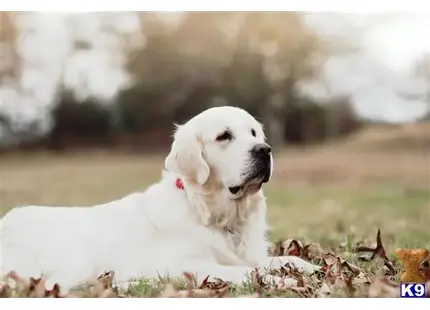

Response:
(1, 1), (429, 307)
(2, 0), (430, 12)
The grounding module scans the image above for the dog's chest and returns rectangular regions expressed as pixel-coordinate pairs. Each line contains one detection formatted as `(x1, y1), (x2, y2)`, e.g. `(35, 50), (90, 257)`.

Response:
(223, 226), (250, 258)
(224, 227), (242, 247)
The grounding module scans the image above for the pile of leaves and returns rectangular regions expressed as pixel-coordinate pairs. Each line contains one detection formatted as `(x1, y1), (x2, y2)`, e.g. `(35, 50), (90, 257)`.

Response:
(1, 229), (429, 298)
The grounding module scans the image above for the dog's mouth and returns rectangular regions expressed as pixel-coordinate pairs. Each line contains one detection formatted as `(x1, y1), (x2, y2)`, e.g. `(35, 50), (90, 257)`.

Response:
(228, 177), (267, 197)
(228, 161), (271, 198)
(228, 182), (262, 196)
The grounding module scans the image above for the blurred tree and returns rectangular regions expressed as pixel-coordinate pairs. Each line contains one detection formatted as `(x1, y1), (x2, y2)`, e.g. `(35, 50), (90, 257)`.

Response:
(398, 53), (430, 122)
(234, 12), (329, 147)
(48, 87), (112, 150)
(119, 12), (333, 148)
(1, 12), (362, 151)
(0, 12), (20, 83)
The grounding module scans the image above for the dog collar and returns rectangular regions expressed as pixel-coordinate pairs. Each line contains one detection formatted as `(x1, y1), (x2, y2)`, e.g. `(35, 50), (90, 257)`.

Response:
(175, 178), (184, 190)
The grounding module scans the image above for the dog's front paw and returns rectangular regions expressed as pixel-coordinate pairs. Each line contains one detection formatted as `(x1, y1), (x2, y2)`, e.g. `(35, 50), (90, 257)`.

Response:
(265, 256), (320, 274)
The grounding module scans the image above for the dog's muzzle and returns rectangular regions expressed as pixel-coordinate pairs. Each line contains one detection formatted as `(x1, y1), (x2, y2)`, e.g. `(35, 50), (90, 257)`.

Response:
(228, 143), (272, 195)
(250, 143), (272, 182)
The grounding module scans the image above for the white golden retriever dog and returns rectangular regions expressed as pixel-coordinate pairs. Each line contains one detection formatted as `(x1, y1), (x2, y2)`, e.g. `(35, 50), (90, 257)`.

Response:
(1, 106), (318, 292)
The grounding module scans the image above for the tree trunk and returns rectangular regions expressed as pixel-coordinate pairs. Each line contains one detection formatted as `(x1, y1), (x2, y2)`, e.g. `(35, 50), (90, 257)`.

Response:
(262, 92), (285, 151)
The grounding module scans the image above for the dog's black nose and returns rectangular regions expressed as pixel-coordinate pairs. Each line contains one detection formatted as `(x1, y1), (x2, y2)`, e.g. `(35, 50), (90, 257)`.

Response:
(252, 143), (272, 157)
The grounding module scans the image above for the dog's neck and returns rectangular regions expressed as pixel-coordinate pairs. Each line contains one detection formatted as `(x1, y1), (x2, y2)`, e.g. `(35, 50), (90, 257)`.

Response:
(169, 172), (262, 233)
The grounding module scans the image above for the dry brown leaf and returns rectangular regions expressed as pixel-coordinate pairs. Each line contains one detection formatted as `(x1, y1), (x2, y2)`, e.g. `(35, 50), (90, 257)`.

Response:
(199, 277), (229, 291)
(323, 253), (338, 267)
(183, 272), (198, 290)
(317, 282), (331, 298)
(290, 286), (315, 298)
(160, 284), (226, 298)
(6, 270), (30, 291)
(46, 283), (62, 298)
(91, 280), (111, 297)
(270, 239), (305, 257)
(98, 289), (117, 298)
(325, 260), (342, 285)
(159, 284), (178, 297)
(303, 243), (325, 261)
(422, 258), (430, 281)
(270, 262), (304, 280)
(367, 277), (399, 298)
(344, 276), (356, 298)
(269, 240), (287, 257)
(27, 277), (48, 298)
(0, 282), (11, 298)
(197, 275), (229, 298)
(91, 270), (118, 298)
(341, 261), (361, 276)
(97, 270), (115, 289)
(190, 289), (227, 298)
(318, 253), (361, 297)
(159, 273), (230, 298)
(355, 229), (395, 275)
(270, 239), (325, 265)
(287, 239), (304, 256)
(351, 272), (371, 286)
(250, 268), (265, 292)
(356, 229), (388, 260)
(5, 271), (64, 298)
(321, 253), (361, 278)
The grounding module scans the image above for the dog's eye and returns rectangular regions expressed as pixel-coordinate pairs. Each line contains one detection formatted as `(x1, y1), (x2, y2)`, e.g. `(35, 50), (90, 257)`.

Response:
(216, 130), (232, 142)
(251, 129), (256, 137)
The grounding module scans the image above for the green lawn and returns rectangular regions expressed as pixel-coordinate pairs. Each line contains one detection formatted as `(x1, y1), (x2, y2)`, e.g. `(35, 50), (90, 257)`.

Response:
(1, 143), (429, 297)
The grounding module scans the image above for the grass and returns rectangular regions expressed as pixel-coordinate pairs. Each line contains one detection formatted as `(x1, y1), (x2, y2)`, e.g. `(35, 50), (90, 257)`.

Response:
(1, 128), (429, 297)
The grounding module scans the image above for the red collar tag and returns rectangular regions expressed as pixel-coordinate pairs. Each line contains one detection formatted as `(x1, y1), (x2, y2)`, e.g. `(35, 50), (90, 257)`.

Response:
(175, 178), (184, 190)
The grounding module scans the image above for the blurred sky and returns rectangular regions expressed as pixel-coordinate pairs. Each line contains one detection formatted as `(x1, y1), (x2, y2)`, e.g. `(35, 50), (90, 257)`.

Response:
(303, 13), (430, 123)
(1, 12), (429, 130)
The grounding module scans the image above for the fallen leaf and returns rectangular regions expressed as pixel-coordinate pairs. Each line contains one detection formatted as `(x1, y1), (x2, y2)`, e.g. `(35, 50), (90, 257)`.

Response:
(96, 270), (115, 289)
(91, 270), (118, 298)
(0, 282), (10, 298)
(344, 276), (356, 298)
(420, 256), (430, 281)
(183, 272), (198, 290)
(355, 229), (395, 275)
(6, 270), (29, 291)
(197, 275), (230, 298)
(159, 284), (178, 297)
(251, 268), (265, 292)
(316, 282), (331, 298)
(367, 277), (398, 298)
(98, 288), (117, 298)
(342, 261), (361, 276)
(269, 240), (287, 257)
(45, 283), (63, 298)
(303, 243), (325, 261)
(28, 277), (48, 298)
(199, 277), (229, 291)
(287, 239), (303, 256)
(160, 283), (227, 298)
(323, 253), (338, 267)
(290, 286), (315, 298)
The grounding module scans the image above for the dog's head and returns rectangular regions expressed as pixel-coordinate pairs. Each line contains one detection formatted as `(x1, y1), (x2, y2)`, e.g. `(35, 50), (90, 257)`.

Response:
(165, 106), (273, 199)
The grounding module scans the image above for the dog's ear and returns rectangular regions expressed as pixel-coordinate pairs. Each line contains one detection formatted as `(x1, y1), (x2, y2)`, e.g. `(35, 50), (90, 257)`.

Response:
(165, 124), (210, 185)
